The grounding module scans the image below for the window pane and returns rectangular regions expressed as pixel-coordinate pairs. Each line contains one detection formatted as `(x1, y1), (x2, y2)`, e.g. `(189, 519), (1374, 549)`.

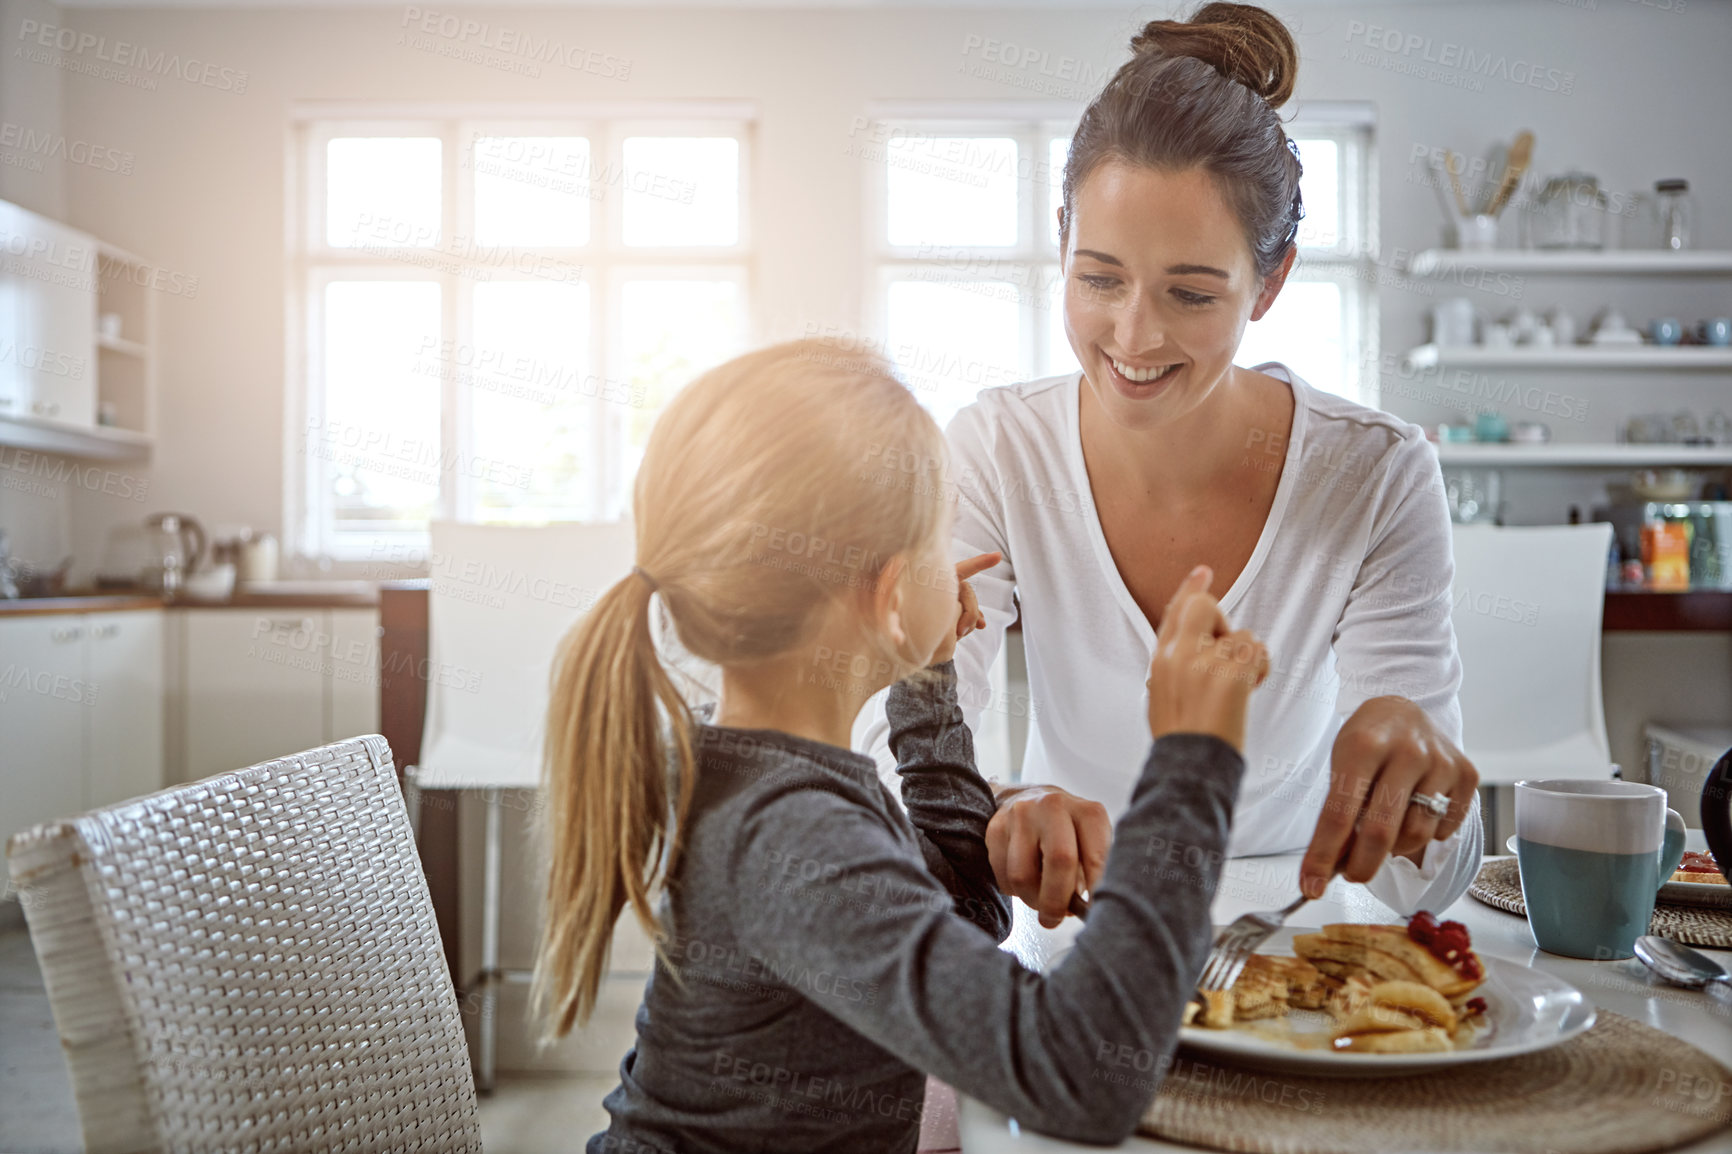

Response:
(318, 282), (441, 532)
(1049, 137), (1069, 247)
(327, 137), (441, 248)
(621, 137), (739, 246)
(885, 281), (1022, 429)
(618, 280), (743, 505)
(469, 281), (593, 522)
(1235, 279), (1349, 399)
(472, 136), (591, 247)
(1294, 138), (1340, 249)
(1044, 269), (1080, 377)
(887, 137), (1018, 248)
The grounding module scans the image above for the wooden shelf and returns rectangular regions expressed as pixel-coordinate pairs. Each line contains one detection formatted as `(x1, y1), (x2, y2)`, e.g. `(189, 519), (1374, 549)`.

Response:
(1402, 343), (1732, 371)
(97, 335), (148, 358)
(1604, 591), (1732, 632)
(1408, 250), (1732, 277)
(0, 414), (152, 460)
(1436, 444), (1732, 467)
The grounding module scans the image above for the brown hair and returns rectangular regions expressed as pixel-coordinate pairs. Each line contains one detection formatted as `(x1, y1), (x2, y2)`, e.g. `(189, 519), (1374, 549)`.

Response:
(530, 339), (949, 1038)
(1059, 2), (1304, 279)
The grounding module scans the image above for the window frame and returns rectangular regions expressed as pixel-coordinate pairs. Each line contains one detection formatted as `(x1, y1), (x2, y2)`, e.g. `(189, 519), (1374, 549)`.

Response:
(862, 107), (1079, 392)
(286, 105), (754, 564)
(1281, 105), (1380, 406)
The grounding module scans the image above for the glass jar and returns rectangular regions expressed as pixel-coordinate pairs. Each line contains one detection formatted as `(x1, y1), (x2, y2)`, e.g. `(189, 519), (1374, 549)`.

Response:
(1445, 469), (1502, 525)
(1655, 179), (1692, 251)
(1528, 172), (1606, 250)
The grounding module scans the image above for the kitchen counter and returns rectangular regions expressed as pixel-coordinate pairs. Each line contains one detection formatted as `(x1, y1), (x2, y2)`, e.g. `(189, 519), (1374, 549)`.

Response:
(0, 582), (381, 617)
(0, 594), (162, 617)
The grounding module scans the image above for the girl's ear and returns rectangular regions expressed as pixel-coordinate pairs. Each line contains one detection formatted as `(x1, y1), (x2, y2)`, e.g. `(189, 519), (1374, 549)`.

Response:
(871, 555), (909, 651)
(1249, 247), (1296, 322)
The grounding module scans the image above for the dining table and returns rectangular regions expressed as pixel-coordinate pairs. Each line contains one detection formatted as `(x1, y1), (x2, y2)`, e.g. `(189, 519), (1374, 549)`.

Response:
(958, 840), (1732, 1153)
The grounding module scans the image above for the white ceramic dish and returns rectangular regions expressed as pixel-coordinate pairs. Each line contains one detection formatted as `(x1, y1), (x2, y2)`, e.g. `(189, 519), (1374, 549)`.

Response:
(1172, 926), (1595, 1077)
(1660, 876), (1732, 909)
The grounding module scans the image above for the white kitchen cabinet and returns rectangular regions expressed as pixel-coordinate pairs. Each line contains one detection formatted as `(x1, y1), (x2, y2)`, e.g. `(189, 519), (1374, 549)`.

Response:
(327, 608), (381, 744)
(84, 611), (165, 809)
(0, 199), (97, 428)
(0, 617), (89, 849)
(0, 609), (164, 871)
(176, 607), (381, 784)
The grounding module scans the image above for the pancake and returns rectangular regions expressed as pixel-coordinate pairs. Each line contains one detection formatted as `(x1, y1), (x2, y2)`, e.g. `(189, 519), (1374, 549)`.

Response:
(1319, 923), (1482, 998)
(1366, 980), (1456, 1030)
(1292, 933), (1424, 985)
(1335, 1003), (1427, 1036)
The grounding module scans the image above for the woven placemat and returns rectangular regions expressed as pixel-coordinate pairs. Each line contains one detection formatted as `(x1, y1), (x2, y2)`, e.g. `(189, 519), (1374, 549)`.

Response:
(1470, 857), (1732, 950)
(1140, 1011), (1731, 1154)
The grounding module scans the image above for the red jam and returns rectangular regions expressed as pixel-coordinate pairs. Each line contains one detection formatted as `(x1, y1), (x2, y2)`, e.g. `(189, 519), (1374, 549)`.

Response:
(1407, 910), (1484, 981)
(1464, 997), (1488, 1017)
(1677, 851), (1721, 875)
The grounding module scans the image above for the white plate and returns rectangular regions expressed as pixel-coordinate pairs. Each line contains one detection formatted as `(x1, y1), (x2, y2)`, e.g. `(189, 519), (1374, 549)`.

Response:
(1172, 926), (1596, 1077)
(1659, 877), (1732, 910)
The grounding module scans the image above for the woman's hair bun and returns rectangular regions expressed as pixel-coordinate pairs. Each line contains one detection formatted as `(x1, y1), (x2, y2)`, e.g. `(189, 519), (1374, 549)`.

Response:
(1130, 2), (1298, 109)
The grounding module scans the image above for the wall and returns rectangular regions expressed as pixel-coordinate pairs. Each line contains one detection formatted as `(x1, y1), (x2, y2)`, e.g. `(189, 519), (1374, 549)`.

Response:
(0, 0), (73, 566)
(23, 0), (1726, 581)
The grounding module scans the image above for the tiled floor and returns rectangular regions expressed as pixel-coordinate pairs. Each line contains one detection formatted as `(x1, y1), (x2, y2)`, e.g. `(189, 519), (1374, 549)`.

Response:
(0, 925), (614, 1153)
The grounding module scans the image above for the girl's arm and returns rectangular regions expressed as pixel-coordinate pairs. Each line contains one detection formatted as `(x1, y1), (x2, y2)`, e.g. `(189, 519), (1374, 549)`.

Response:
(885, 660), (1012, 941)
(735, 583), (1262, 1145)
(730, 732), (1242, 1145)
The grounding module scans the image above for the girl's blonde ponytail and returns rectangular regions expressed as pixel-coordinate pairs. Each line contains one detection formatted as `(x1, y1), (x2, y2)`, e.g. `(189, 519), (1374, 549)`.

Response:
(531, 569), (696, 1039)
(532, 338), (950, 1040)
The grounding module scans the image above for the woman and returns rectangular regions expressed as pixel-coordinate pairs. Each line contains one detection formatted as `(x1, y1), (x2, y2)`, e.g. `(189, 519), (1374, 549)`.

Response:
(861, 2), (1481, 927)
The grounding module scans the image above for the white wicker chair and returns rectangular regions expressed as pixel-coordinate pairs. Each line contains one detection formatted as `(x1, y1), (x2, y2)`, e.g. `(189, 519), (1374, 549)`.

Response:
(5, 734), (482, 1154)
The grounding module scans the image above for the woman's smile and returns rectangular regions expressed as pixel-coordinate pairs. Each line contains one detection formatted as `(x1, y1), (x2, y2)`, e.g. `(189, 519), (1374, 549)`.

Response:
(1102, 352), (1184, 398)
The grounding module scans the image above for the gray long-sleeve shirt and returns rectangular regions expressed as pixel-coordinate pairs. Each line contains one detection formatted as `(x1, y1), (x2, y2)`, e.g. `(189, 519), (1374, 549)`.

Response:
(590, 662), (1244, 1153)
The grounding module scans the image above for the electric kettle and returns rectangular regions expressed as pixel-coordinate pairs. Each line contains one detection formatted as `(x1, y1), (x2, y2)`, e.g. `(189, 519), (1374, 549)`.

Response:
(142, 512), (206, 597)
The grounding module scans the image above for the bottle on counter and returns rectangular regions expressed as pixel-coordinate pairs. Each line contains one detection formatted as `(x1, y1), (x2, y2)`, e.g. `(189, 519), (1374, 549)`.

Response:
(1641, 520), (1691, 591)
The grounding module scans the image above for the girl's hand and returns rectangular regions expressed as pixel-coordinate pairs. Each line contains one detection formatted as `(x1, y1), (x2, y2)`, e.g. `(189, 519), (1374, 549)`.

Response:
(927, 552), (1001, 667)
(1145, 565), (1270, 750)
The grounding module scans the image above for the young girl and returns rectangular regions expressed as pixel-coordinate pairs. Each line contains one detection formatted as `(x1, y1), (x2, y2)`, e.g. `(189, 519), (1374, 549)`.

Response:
(533, 339), (1269, 1152)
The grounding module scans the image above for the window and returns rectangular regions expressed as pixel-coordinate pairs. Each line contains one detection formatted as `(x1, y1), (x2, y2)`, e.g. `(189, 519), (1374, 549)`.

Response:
(864, 116), (1077, 432)
(290, 113), (751, 559)
(865, 105), (1376, 427)
(1233, 111), (1377, 405)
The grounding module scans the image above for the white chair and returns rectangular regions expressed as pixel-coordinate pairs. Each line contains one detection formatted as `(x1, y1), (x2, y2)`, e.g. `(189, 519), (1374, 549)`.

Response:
(1451, 523), (1615, 842)
(5, 735), (481, 1154)
(403, 520), (636, 1093)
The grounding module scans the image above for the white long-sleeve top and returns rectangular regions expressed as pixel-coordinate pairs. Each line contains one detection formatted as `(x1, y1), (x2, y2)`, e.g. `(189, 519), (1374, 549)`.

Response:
(857, 364), (1483, 917)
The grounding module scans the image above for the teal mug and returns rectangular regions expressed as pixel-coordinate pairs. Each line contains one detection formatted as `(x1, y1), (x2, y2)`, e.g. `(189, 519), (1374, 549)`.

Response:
(1513, 779), (1687, 959)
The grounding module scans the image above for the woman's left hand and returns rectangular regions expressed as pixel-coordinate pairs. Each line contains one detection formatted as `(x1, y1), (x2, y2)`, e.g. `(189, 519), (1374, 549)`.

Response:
(1298, 697), (1479, 899)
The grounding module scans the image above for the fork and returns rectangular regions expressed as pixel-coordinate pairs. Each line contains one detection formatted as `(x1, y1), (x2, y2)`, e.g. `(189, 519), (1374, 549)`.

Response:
(1195, 892), (1311, 995)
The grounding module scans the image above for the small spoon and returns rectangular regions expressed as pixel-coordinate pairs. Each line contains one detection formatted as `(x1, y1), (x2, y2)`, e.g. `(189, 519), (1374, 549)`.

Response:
(1635, 935), (1732, 989)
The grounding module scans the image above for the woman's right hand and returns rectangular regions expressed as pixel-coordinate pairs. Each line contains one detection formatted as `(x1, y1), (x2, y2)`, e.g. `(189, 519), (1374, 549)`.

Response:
(1145, 565), (1270, 751)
